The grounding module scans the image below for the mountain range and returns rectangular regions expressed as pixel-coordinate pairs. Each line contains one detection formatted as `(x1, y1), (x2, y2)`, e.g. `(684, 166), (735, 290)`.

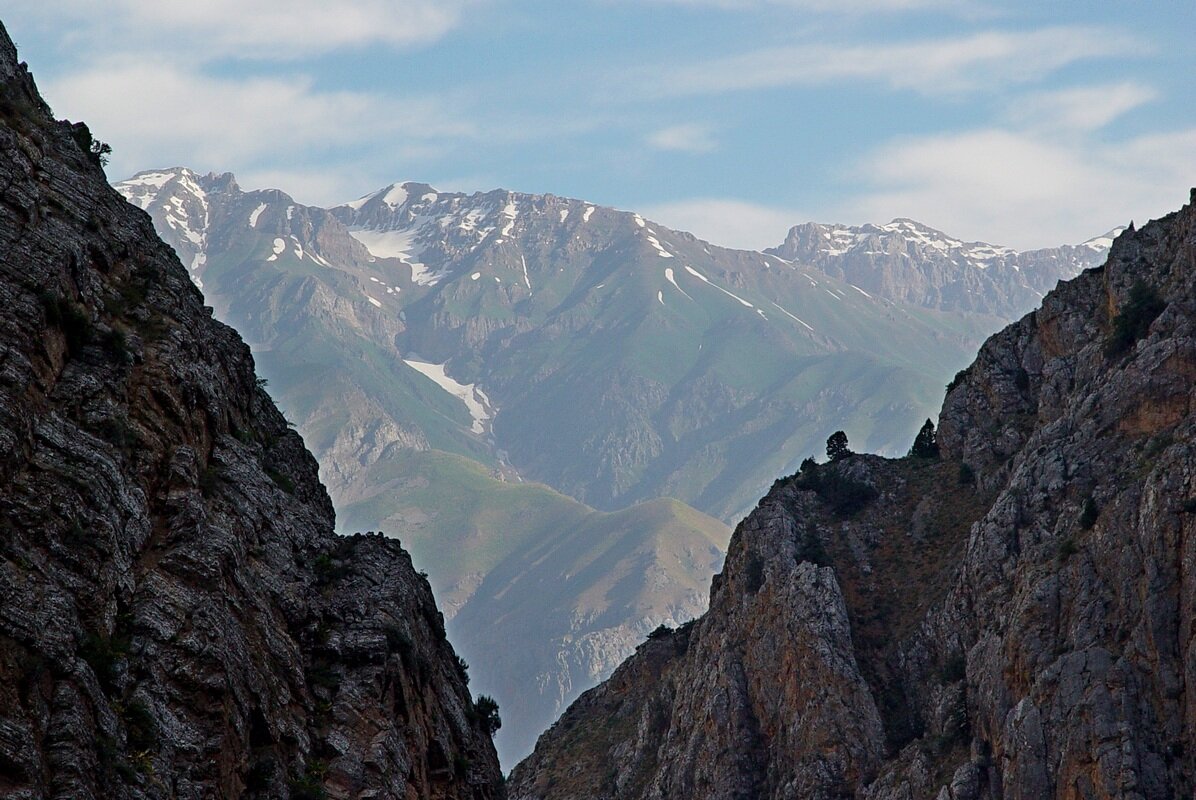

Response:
(4, 11), (1189, 798)
(116, 167), (1113, 766)
(510, 194), (1196, 799)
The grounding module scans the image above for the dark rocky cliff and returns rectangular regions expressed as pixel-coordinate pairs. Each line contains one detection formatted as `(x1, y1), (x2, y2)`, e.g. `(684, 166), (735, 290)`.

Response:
(0, 24), (500, 800)
(510, 193), (1196, 799)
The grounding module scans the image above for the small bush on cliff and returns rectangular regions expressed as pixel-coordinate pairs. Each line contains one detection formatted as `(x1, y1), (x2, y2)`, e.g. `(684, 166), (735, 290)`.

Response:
(79, 631), (130, 691)
(121, 699), (157, 752)
(454, 654), (470, 685)
(289, 763), (328, 800)
(908, 419), (939, 459)
(795, 462), (877, 517)
(1106, 280), (1165, 355)
(647, 623), (674, 640)
(825, 431), (851, 461)
(471, 695), (502, 736)
(939, 654), (966, 683)
(1013, 367), (1030, 391)
(68, 121), (112, 169)
(266, 467), (296, 495)
(796, 529), (832, 567)
(40, 291), (93, 352)
(1057, 537), (1079, 561)
(102, 328), (128, 362)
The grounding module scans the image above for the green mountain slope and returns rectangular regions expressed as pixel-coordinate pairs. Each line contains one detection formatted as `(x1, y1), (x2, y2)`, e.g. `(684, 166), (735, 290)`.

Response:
(119, 169), (1012, 521)
(335, 448), (729, 767)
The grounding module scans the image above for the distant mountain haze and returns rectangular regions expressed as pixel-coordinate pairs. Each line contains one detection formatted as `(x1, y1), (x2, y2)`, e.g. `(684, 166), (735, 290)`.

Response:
(117, 169), (1111, 521)
(116, 167), (1113, 766)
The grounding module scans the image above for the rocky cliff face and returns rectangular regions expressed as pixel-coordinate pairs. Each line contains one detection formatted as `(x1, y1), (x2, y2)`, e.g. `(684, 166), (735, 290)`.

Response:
(0, 24), (500, 800)
(509, 193), (1196, 799)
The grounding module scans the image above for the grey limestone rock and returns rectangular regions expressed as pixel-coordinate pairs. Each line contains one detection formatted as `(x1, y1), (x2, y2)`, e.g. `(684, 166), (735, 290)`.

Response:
(0, 21), (500, 800)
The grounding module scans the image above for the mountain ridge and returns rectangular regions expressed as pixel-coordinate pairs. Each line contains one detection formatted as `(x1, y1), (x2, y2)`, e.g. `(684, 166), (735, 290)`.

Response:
(768, 215), (1118, 317)
(116, 167), (1057, 520)
(508, 193), (1196, 798)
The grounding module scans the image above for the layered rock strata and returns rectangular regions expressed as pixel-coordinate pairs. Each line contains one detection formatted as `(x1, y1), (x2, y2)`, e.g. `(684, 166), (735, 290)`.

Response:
(0, 23), (500, 800)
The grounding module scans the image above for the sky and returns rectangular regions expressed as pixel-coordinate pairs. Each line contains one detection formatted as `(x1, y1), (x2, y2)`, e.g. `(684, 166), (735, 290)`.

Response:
(4, 1), (1194, 250)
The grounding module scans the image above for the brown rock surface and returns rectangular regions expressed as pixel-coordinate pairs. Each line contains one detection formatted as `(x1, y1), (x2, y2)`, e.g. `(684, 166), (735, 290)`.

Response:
(510, 194), (1196, 799)
(0, 23), (500, 800)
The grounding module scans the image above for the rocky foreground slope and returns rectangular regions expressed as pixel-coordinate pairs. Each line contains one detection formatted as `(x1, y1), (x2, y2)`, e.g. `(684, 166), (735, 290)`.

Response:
(0, 24), (500, 799)
(510, 194), (1196, 799)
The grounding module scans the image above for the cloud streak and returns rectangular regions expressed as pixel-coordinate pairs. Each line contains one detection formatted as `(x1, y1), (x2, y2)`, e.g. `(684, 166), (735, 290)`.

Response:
(1005, 81), (1159, 132)
(639, 27), (1145, 98)
(647, 123), (718, 153)
(28, 0), (476, 59)
(640, 0), (963, 11)
(641, 198), (808, 250)
(44, 61), (473, 205)
(848, 125), (1196, 248)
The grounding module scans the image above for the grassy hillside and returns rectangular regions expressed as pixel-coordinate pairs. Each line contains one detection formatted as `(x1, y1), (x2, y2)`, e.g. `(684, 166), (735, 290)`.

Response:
(336, 448), (728, 616)
(334, 447), (729, 766)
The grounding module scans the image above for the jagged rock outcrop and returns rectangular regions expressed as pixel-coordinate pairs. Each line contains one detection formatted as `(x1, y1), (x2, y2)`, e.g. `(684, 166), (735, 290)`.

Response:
(0, 23), (501, 799)
(509, 193), (1196, 799)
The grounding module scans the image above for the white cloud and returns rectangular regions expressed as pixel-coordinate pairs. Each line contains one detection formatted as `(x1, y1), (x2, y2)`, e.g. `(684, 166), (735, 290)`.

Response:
(647, 123), (718, 153)
(44, 61), (472, 206)
(641, 198), (805, 250)
(1006, 81), (1158, 132)
(845, 126), (1196, 248)
(22, 1), (475, 59)
(642, 27), (1143, 98)
(641, 0), (962, 10)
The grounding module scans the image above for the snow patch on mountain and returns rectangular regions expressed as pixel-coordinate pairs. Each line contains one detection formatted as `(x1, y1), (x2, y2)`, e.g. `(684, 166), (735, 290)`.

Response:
(646, 233), (674, 259)
(664, 268), (692, 300)
(346, 227), (445, 285)
(402, 358), (494, 435)
(520, 255), (532, 290)
(771, 302), (814, 331)
(684, 265), (754, 309)
(1082, 227), (1127, 250)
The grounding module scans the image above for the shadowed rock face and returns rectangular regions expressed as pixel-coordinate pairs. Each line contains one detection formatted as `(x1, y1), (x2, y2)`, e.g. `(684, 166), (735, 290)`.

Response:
(509, 194), (1196, 799)
(0, 23), (500, 800)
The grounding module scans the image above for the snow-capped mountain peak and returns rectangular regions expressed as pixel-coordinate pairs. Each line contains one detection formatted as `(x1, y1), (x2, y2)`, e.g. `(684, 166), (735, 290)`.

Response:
(767, 217), (1116, 316)
(115, 168), (216, 288)
(1080, 226), (1128, 251)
